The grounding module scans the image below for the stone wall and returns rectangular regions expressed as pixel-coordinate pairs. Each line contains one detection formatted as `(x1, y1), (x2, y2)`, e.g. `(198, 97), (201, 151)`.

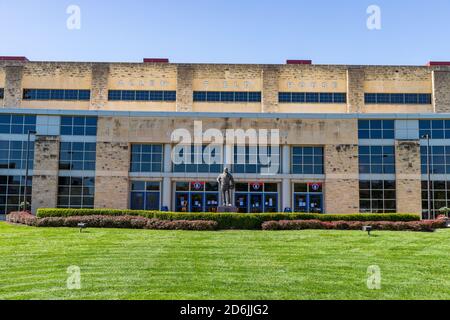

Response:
(176, 65), (194, 112)
(3, 65), (24, 108)
(324, 144), (360, 213)
(395, 140), (422, 215)
(432, 70), (450, 113)
(346, 67), (365, 113)
(31, 135), (60, 214)
(90, 63), (109, 109)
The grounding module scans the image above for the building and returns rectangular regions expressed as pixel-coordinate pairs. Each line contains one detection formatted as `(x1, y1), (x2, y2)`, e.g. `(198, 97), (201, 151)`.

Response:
(1, 56), (450, 219)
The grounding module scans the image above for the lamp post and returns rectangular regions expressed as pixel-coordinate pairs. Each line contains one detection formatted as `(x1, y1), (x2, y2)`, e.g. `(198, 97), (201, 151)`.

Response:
(23, 130), (37, 212)
(421, 133), (432, 220)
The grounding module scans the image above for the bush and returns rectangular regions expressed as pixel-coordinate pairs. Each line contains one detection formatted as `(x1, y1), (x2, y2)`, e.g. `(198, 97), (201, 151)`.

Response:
(261, 219), (447, 232)
(145, 219), (218, 231)
(6, 211), (37, 226)
(8, 212), (218, 231)
(36, 209), (421, 230)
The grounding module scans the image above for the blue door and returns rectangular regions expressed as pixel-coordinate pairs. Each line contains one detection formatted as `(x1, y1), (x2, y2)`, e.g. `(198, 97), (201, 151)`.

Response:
(250, 194), (263, 213)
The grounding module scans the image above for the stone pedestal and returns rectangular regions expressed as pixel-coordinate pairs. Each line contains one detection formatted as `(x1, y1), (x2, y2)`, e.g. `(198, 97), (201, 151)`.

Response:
(217, 206), (238, 213)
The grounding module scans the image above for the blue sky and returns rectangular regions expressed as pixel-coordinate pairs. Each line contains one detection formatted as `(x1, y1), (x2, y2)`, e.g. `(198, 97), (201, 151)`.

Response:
(0, 0), (449, 65)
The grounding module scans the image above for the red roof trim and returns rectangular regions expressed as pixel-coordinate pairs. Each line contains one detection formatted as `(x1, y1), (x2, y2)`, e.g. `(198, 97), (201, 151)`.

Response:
(143, 58), (169, 63)
(0, 56), (29, 61)
(286, 60), (312, 65)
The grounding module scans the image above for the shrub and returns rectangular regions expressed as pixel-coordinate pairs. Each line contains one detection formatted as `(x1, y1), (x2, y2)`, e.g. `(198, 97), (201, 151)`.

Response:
(6, 211), (37, 226)
(261, 219), (447, 232)
(145, 219), (218, 231)
(36, 209), (421, 230)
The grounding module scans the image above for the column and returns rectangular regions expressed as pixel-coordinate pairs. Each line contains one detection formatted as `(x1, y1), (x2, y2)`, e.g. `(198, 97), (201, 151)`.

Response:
(281, 145), (291, 210)
(3, 65), (24, 108)
(90, 63), (110, 110)
(31, 135), (60, 214)
(346, 67), (365, 113)
(324, 144), (360, 213)
(162, 144), (172, 209)
(395, 140), (422, 215)
(262, 66), (279, 113)
(432, 70), (450, 113)
(176, 65), (193, 112)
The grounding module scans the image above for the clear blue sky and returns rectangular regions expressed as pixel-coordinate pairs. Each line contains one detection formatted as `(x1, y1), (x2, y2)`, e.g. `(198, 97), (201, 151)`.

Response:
(0, 0), (449, 65)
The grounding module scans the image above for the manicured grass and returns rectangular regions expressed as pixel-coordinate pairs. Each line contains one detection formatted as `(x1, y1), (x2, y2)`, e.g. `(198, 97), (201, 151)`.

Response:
(0, 222), (449, 300)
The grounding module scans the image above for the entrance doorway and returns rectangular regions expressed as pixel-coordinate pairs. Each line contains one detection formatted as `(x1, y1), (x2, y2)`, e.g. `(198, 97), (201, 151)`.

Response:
(293, 182), (323, 213)
(175, 181), (219, 212)
(235, 182), (279, 213)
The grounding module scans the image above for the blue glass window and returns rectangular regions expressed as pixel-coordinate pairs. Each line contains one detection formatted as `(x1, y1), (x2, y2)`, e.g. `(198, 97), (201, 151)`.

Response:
(130, 181), (161, 211)
(0, 88), (4, 99)
(419, 120), (450, 140)
(360, 180), (396, 213)
(173, 145), (222, 173)
(291, 147), (324, 175)
(0, 114), (36, 135)
(0, 175), (32, 215)
(59, 142), (96, 171)
(107, 90), (176, 102)
(0, 140), (34, 170)
(233, 145), (280, 174)
(365, 93), (431, 104)
(359, 145), (395, 174)
(57, 176), (95, 209)
(130, 144), (163, 173)
(358, 120), (395, 140)
(279, 92), (345, 103)
(23, 89), (90, 101)
(60, 116), (97, 136)
(194, 91), (261, 103)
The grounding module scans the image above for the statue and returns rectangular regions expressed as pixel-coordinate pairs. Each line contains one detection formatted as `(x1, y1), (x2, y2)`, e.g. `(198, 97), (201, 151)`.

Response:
(217, 167), (235, 206)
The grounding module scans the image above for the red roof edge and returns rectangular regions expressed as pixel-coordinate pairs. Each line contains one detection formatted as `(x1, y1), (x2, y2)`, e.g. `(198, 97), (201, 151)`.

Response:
(0, 56), (29, 62)
(427, 61), (450, 66)
(286, 60), (312, 65)
(143, 58), (169, 63)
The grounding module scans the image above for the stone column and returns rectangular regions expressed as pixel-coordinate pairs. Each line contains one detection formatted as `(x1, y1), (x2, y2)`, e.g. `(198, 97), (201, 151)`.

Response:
(346, 67), (365, 113)
(90, 63), (110, 110)
(94, 117), (130, 209)
(176, 65), (193, 112)
(395, 140), (422, 215)
(3, 65), (24, 108)
(31, 135), (60, 214)
(432, 70), (450, 113)
(281, 145), (291, 210)
(262, 66), (279, 113)
(324, 144), (360, 213)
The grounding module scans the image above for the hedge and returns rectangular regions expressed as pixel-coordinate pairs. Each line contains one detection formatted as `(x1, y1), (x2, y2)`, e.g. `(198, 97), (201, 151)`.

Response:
(36, 208), (421, 230)
(7, 212), (218, 231)
(262, 219), (447, 232)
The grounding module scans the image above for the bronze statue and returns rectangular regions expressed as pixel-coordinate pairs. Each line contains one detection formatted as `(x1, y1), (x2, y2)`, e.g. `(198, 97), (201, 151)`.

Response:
(217, 167), (235, 206)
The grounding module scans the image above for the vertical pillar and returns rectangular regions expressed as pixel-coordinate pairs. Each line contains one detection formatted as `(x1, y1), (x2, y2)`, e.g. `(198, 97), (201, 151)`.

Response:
(395, 140), (422, 215)
(324, 144), (360, 213)
(176, 65), (193, 112)
(432, 70), (450, 113)
(281, 145), (291, 211)
(346, 67), (365, 113)
(31, 135), (60, 214)
(262, 66), (279, 113)
(94, 117), (130, 209)
(3, 65), (24, 108)
(162, 144), (172, 210)
(90, 63), (110, 110)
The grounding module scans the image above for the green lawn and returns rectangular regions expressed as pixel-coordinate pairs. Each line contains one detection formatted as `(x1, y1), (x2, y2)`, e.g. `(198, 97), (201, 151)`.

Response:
(0, 222), (449, 300)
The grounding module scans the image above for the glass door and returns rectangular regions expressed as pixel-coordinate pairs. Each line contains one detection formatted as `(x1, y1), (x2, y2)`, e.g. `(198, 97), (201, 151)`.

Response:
(309, 194), (323, 213)
(250, 194), (263, 213)
(175, 192), (189, 212)
(294, 194), (308, 213)
(205, 193), (219, 212)
(235, 193), (248, 213)
(264, 194), (278, 212)
(190, 193), (204, 212)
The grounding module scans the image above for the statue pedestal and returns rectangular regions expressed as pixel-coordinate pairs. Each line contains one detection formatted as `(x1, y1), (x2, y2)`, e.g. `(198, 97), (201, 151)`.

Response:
(217, 206), (238, 213)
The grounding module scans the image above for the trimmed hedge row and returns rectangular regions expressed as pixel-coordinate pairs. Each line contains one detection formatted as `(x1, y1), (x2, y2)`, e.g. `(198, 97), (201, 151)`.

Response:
(262, 219), (447, 232)
(36, 209), (421, 230)
(7, 212), (218, 231)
